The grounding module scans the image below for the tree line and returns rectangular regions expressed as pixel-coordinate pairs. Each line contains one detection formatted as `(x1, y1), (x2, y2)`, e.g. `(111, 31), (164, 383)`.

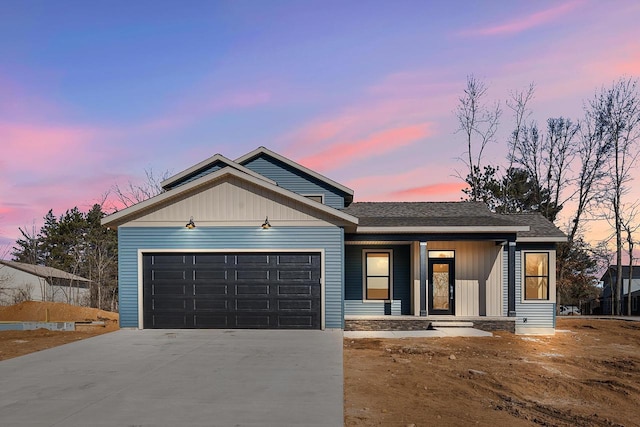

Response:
(457, 75), (640, 315)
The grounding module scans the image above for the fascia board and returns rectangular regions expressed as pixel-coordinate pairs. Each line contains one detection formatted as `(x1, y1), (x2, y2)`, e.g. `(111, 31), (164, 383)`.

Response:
(355, 226), (530, 234)
(103, 167), (358, 227)
(235, 146), (354, 196)
(516, 236), (568, 243)
(160, 154), (276, 189)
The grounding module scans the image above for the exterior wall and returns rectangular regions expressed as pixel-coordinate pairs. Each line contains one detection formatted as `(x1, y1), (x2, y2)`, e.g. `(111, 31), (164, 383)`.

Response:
(117, 226), (344, 328)
(0, 267), (47, 304)
(127, 176), (336, 227)
(0, 266), (88, 305)
(511, 249), (557, 334)
(428, 241), (502, 316)
(344, 244), (411, 315)
(242, 155), (347, 209)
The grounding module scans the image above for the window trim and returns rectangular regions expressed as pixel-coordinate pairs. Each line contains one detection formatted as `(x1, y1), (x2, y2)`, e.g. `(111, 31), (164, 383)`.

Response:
(302, 194), (324, 204)
(362, 249), (393, 302)
(521, 250), (556, 304)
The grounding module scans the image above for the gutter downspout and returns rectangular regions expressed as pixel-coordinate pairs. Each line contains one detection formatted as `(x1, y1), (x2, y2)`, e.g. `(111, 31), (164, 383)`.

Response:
(508, 241), (516, 317)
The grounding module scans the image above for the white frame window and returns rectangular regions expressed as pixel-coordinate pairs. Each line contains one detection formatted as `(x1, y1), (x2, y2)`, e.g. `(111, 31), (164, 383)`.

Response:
(363, 249), (393, 302)
(521, 250), (556, 303)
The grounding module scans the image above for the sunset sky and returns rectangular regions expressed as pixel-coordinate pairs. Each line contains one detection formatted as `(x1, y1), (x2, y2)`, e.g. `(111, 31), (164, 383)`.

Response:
(1, 0), (639, 251)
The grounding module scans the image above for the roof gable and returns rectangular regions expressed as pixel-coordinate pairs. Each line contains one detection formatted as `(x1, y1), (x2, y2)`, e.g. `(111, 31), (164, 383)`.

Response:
(161, 153), (276, 190)
(235, 147), (354, 204)
(103, 166), (358, 228)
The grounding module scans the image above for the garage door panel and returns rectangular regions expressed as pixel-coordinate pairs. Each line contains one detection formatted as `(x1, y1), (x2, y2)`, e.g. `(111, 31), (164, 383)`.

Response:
(278, 300), (312, 310)
(236, 299), (270, 310)
(194, 299), (228, 310)
(152, 284), (187, 296)
(236, 270), (269, 280)
(194, 270), (227, 280)
(236, 284), (269, 295)
(143, 252), (321, 329)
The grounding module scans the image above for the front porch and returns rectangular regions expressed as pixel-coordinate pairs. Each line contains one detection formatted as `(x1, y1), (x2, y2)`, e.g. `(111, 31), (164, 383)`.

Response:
(344, 315), (516, 333)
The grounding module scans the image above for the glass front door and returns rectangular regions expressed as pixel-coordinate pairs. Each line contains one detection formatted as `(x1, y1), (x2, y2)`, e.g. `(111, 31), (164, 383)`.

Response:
(429, 259), (455, 315)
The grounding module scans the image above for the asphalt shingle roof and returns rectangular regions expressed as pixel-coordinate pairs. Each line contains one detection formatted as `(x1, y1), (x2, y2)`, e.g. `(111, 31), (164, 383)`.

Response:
(0, 260), (91, 282)
(342, 202), (566, 240)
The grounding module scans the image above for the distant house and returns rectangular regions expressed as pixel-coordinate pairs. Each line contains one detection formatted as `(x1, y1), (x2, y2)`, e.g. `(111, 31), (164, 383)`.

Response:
(600, 266), (640, 315)
(102, 146), (566, 334)
(0, 260), (91, 305)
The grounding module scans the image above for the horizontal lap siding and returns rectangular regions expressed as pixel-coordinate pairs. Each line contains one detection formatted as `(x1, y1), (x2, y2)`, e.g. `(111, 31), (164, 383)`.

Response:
(167, 164), (222, 189)
(242, 156), (346, 209)
(344, 245), (411, 315)
(514, 250), (555, 332)
(118, 227), (343, 328)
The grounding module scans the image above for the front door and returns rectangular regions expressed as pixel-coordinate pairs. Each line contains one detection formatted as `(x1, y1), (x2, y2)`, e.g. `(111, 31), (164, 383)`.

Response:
(429, 259), (455, 315)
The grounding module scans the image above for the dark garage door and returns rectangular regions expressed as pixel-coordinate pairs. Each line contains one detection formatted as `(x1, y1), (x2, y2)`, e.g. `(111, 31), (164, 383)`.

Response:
(143, 252), (321, 329)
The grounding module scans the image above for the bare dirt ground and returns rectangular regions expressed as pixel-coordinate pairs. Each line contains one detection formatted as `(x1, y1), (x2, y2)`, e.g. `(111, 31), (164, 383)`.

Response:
(345, 318), (640, 427)
(0, 301), (118, 361)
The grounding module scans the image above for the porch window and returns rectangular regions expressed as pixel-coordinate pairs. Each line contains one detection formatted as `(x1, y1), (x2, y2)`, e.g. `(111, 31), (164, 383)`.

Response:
(364, 250), (392, 300)
(524, 252), (549, 300)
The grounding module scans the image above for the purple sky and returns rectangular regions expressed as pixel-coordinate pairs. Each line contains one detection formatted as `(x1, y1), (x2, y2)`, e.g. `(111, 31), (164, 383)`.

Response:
(1, 0), (639, 250)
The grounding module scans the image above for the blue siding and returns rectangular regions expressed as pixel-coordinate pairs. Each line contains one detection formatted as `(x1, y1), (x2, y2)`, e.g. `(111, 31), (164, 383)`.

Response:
(166, 164), (223, 190)
(242, 155), (347, 208)
(514, 249), (555, 331)
(344, 245), (411, 315)
(118, 226), (344, 328)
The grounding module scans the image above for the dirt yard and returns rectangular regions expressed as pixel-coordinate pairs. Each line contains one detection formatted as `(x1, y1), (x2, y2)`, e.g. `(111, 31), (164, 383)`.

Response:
(345, 318), (640, 427)
(0, 301), (118, 361)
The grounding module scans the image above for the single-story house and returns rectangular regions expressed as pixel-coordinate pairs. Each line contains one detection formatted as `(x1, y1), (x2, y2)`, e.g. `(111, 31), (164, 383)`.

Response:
(0, 260), (91, 305)
(102, 147), (566, 334)
(599, 265), (640, 315)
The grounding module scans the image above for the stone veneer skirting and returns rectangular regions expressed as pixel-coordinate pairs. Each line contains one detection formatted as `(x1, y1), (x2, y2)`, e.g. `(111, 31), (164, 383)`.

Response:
(344, 319), (515, 334)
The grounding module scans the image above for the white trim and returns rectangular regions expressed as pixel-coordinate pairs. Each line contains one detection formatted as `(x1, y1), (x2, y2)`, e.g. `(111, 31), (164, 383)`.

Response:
(345, 241), (412, 245)
(235, 146), (354, 197)
(137, 248), (326, 330)
(102, 167), (359, 227)
(362, 249), (393, 303)
(356, 226), (529, 233)
(517, 236), (567, 243)
(520, 249), (556, 304)
(161, 153), (276, 189)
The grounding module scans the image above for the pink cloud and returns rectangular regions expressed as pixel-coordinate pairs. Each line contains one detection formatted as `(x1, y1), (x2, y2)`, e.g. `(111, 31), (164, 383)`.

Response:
(297, 123), (433, 172)
(459, 0), (584, 37)
(383, 182), (468, 201)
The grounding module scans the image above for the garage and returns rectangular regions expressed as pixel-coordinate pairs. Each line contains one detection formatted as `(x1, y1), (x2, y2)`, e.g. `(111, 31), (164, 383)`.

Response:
(142, 252), (321, 329)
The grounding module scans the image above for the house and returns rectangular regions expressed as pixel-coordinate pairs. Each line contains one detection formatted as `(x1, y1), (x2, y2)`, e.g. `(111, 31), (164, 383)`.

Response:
(599, 266), (640, 315)
(0, 260), (91, 305)
(101, 147), (566, 334)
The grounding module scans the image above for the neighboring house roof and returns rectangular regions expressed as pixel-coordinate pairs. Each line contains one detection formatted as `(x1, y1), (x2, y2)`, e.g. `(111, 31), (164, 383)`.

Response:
(600, 265), (640, 282)
(235, 146), (355, 202)
(0, 260), (91, 282)
(102, 165), (359, 228)
(161, 153), (276, 190)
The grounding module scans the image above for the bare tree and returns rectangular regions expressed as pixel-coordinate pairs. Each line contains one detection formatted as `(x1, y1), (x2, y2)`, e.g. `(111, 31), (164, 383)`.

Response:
(621, 204), (639, 315)
(590, 77), (640, 315)
(455, 75), (502, 200)
(110, 168), (171, 209)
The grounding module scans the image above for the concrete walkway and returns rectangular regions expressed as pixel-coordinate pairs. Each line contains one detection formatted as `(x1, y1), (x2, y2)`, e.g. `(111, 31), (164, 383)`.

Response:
(0, 329), (344, 427)
(344, 327), (493, 338)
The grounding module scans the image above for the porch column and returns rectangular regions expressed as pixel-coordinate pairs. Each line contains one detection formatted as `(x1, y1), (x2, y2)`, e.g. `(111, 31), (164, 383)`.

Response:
(508, 241), (516, 317)
(420, 241), (427, 316)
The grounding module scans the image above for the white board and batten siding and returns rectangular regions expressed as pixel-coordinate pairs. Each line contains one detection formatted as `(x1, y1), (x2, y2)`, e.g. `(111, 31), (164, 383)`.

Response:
(125, 176), (336, 227)
(428, 241), (503, 317)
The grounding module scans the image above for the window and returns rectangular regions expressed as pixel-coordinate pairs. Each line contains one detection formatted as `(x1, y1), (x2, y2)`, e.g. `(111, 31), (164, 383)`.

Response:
(303, 194), (324, 204)
(429, 250), (454, 258)
(364, 251), (392, 300)
(524, 252), (549, 300)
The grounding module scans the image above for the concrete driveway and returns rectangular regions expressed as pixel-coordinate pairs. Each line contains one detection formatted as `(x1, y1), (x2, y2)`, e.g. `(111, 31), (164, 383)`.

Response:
(0, 329), (344, 427)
